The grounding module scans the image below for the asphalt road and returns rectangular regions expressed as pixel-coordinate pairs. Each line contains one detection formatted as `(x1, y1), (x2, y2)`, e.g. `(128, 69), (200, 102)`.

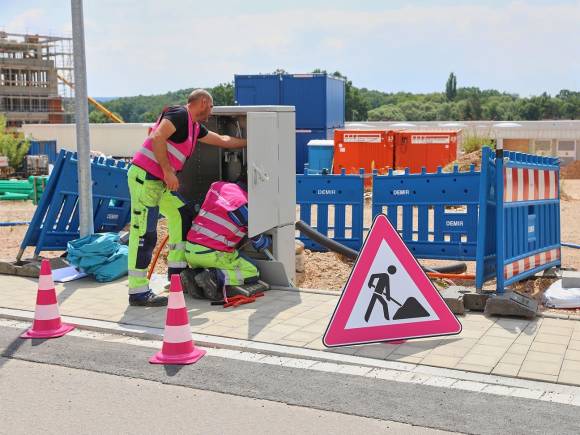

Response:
(1, 324), (579, 434)
(0, 358), (453, 435)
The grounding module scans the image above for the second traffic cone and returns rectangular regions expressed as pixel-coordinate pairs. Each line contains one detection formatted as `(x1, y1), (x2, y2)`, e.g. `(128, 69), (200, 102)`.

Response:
(21, 259), (75, 339)
(149, 274), (206, 365)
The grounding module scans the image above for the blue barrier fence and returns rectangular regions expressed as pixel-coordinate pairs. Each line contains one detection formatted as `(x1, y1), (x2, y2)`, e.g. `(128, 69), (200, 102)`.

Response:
(18, 150), (131, 259)
(296, 147), (561, 292)
(296, 168), (365, 251)
(371, 147), (497, 289)
(496, 151), (561, 290)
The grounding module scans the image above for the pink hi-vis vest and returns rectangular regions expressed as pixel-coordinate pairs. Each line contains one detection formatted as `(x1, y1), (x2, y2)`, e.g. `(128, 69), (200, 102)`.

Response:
(187, 182), (248, 252)
(132, 107), (200, 180)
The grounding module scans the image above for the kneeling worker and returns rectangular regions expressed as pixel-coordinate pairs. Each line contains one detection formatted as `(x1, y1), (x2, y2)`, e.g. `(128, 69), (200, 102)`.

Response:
(182, 178), (270, 300)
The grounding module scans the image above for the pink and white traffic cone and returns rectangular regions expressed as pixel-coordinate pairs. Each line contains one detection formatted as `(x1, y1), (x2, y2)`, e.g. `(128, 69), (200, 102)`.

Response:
(21, 259), (75, 339)
(149, 274), (206, 365)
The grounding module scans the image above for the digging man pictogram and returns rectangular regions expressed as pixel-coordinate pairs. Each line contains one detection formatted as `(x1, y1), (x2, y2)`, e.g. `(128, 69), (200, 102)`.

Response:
(364, 264), (430, 322)
(364, 265), (399, 322)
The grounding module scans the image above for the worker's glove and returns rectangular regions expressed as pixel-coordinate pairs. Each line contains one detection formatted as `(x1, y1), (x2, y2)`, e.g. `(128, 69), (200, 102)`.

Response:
(251, 235), (271, 252)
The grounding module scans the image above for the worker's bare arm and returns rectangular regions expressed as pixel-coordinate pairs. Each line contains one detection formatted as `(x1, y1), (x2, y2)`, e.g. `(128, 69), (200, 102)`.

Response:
(202, 131), (247, 149)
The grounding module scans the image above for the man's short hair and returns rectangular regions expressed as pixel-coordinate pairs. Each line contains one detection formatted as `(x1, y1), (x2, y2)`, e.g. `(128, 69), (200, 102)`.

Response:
(188, 89), (213, 104)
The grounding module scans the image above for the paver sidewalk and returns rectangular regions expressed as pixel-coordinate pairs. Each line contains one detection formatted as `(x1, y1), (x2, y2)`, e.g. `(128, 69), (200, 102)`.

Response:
(2, 274), (580, 385)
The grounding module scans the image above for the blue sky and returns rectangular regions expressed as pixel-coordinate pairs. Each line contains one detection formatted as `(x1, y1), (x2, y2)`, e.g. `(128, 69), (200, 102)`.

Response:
(1, 0), (579, 97)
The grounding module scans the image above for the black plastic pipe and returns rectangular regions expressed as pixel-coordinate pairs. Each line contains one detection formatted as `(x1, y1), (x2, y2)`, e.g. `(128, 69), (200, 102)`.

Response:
(296, 220), (467, 274)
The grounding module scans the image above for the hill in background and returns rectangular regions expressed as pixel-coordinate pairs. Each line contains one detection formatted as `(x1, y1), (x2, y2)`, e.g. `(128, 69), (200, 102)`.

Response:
(88, 72), (579, 123)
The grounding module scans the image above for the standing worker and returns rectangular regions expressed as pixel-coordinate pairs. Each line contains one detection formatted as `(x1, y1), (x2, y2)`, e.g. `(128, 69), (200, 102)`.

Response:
(128, 89), (246, 307)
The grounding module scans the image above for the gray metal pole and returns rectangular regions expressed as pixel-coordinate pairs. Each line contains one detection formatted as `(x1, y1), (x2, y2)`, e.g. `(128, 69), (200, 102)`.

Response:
(71, 0), (94, 237)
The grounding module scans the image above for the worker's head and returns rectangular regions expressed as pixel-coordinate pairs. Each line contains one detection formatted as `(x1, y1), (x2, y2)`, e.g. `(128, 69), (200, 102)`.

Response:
(187, 89), (213, 122)
(387, 265), (397, 275)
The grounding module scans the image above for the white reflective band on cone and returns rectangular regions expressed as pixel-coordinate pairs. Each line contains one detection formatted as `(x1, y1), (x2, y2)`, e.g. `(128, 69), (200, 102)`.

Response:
(163, 325), (192, 343)
(168, 292), (186, 309)
(34, 304), (60, 320)
(38, 274), (55, 291)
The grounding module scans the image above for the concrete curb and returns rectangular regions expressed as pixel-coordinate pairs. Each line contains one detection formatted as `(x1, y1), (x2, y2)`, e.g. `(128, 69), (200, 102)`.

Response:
(4, 307), (580, 402)
(273, 286), (339, 296)
(538, 311), (580, 321)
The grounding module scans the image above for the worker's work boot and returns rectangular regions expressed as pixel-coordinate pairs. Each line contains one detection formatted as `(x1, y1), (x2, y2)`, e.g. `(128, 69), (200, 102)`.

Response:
(180, 269), (205, 299)
(129, 290), (168, 307)
(227, 280), (270, 298)
(194, 269), (222, 301)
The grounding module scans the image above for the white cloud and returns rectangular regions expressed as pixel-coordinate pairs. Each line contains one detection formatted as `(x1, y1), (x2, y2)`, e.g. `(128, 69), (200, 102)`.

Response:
(69, 1), (580, 95)
(5, 8), (46, 34)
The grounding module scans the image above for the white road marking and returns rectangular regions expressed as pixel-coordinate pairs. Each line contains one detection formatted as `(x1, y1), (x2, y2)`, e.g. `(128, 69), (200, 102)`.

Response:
(2, 311), (580, 406)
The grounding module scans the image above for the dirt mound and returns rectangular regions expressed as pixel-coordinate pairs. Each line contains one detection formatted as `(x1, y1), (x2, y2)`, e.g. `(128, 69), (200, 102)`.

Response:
(444, 149), (482, 172)
(300, 250), (353, 291)
(561, 160), (580, 179)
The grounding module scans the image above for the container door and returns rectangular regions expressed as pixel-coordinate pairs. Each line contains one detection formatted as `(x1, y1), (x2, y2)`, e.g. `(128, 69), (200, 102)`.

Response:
(247, 112), (278, 237)
(281, 75), (325, 128)
(395, 133), (410, 170)
(385, 131), (395, 168)
(235, 75), (281, 105)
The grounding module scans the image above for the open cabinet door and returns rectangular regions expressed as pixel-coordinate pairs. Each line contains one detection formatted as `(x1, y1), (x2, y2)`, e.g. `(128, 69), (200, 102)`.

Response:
(247, 112), (278, 237)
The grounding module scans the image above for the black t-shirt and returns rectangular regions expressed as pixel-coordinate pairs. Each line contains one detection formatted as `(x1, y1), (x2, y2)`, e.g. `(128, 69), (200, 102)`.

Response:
(161, 105), (208, 143)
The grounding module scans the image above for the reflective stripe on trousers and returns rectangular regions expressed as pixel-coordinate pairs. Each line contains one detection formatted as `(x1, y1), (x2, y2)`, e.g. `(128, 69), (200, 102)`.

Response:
(184, 242), (259, 286)
(167, 261), (187, 269)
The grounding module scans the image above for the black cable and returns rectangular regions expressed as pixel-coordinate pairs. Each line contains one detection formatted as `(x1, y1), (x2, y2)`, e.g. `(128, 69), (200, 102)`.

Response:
(296, 220), (467, 274)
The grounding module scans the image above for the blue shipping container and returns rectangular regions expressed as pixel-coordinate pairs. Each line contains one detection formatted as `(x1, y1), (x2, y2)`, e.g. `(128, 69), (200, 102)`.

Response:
(296, 128), (334, 174)
(280, 74), (345, 129)
(28, 140), (58, 164)
(235, 73), (345, 129)
(234, 74), (280, 105)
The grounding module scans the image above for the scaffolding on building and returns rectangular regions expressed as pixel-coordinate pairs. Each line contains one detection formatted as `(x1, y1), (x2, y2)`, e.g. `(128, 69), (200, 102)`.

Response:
(0, 31), (74, 129)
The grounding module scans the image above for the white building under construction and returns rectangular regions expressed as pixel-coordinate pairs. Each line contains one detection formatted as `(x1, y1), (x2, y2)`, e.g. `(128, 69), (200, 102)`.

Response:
(0, 31), (74, 129)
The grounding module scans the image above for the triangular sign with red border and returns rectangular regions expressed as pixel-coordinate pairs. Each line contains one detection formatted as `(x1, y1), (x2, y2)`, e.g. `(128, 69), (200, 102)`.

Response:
(323, 214), (462, 347)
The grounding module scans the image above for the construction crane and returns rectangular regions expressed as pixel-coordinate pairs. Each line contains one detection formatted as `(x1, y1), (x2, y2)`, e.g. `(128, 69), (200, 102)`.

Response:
(57, 74), (124, 123)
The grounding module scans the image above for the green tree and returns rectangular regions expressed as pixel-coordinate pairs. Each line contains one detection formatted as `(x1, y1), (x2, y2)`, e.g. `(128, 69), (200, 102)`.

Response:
(367, 105), (406, 121)
(0, 114), (29, 168)
(89, 109), (124, 123)
(445, 72), (457, 101)
(140, 111), (158, 122)
(561, 102), (578, 119)
(534, 93), (560, 119)
(399, 100), (423, 121)
(518, 100), (541, 120)
(420, 102), (438, 121)
(211, 82), (235, 106)
(84, 77), (580, 124)
(483, 99), (500, 120)
(436, 102), (454, 120)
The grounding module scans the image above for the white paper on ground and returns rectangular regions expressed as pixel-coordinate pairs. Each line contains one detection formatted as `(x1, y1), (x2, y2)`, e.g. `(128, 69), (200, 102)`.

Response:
(543, 280), (580, 308)
(149, 273), (170, 292)
(52, 266), (88, 283)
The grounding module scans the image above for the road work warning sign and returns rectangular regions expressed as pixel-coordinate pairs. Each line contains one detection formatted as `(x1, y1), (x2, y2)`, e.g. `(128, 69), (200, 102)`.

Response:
(323, 214), (462, 347)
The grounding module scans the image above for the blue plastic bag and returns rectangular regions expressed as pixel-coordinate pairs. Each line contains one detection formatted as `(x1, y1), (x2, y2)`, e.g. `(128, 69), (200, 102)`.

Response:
(67, 233), (128, 282)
